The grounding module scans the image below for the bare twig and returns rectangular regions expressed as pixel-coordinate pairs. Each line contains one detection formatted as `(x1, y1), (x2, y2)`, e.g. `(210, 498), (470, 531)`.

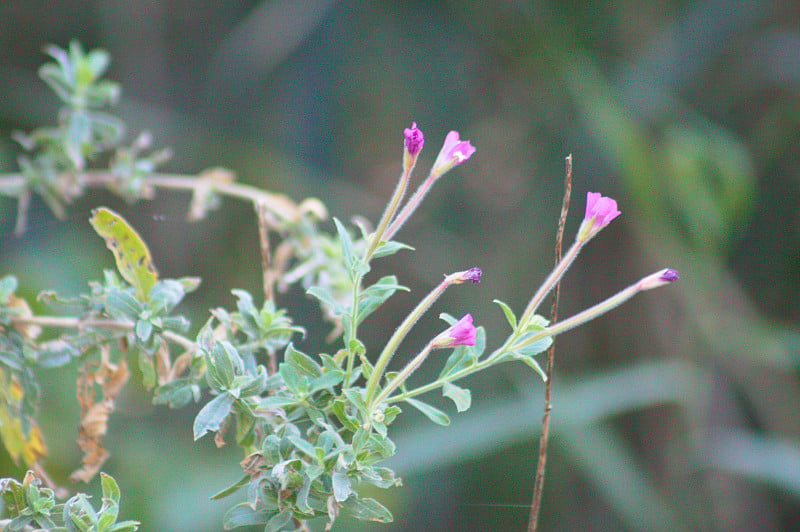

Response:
(527, 154), (572, 531)
(255, 199), (275, 303)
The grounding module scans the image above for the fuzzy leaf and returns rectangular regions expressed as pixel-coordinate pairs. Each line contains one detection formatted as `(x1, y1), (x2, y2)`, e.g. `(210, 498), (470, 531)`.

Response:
(358, 276), (408, 323)
(442, 382), (471, 412)
(333, 217), (356, 276)
(517, 354), (548, 381)
(193, 392), (235, 440)
(104, 289), (142, 321)
(332, 470), (353, 502)
(285, 344), (322, 378)
(341, 496), (393, 523)
(405, 397), (450, 426)
(493, 299), (518, 330)
(222, 503), (272, 529)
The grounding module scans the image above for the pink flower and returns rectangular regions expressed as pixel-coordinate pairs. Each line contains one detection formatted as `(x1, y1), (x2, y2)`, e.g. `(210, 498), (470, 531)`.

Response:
(432, 314), (477, 348)
(404, 122), (424, 157)
(578, 192), (621, 241)
(431, 131), (476, 177)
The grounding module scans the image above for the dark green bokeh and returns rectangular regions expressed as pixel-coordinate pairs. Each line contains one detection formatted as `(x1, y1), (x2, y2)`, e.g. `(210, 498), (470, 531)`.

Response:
(1, 1), (799, 530)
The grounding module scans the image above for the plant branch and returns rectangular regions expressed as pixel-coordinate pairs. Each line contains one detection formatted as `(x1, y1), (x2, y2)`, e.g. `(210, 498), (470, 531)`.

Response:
(528, 154), (571, 532)
(0, 169), (306, 226)
(8, 314), (197, 352)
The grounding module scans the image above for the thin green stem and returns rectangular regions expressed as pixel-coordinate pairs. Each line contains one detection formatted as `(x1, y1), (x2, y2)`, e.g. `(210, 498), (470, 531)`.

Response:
(365, 165), (413, 263)
(391, 268), (676, 404)
(384, 171), (437, 241)
(343, 272), (364, 387)
(387, 350), (497, 404)
(519, 239), (583, 327)
(371, 342), (434, 407)
(364, 274), (454, 406)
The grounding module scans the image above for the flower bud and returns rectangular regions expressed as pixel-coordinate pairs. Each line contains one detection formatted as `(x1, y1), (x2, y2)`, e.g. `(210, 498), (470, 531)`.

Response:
(404, 122), (424, 157)
(640, 268), (680, 290)
(450, 267), (482, 285)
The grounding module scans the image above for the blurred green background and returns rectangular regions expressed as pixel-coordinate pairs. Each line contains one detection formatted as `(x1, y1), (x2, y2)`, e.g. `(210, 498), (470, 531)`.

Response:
(1, 0), (799, 530)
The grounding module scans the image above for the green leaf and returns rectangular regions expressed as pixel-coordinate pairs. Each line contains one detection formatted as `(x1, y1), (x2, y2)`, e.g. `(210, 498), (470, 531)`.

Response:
(286, 434), (317, 459)
(405, 397), (450, 426)
(518, 354), (548, 381)
(473, 326), (487, 358)
(332, 470), (353, 502)
(341, 496), (393, 523)
(104, 289), (142, 321)
(259, 395), (299, 409)
(285, 344), (322, 378)
(343, 389), (368, 418)
(148, 280), (187, 313)
(35, 339), (79, 368)
(493, 299), (518, 330)
(360, 467), (401, 489)
(306, 286), (344, 316)
(265, 509), (293, 532)
(332, 399), (360, 431)
(295, 474), (313, 514)
(87, 111), (124, 146)
(105, 521), (140, 532)
(0, 275), (18, 302)
(135, 319), (152, 342)
(193, 392), (235, 440)
(84, 48), (110, 80)
(278, 362), (307, 395)
(90, 208), (158, 301)
(152, 379), (200, 408)
(206, 341), (243, 391)
(238, 366), (268, 397)
(309, 369), (344, 394)
(222, 503), (272, 529)
(370, 240), (414, 259)
(138, 351), (156, 389)
(210, 474), (250, 501)
(39, 63), (72, 103)
(438, 345), (477, 379)
(97, 480), (120, 530)
(512, 332), (552, 357)
(358, 276), (408, 323)
(442, 382), (471, 412)
(333, 217), (357, 276)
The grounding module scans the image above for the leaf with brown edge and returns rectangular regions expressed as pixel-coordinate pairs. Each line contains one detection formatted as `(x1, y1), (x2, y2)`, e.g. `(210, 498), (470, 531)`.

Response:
(0, 369), (48, 467)
(90, 207), (158, 301)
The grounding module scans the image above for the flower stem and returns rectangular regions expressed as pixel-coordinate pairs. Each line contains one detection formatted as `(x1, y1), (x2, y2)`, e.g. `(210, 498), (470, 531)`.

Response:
(371, 342), (434, 407)
(364, 273), (455, 407)
(365, 165), (413, 263)
(519, 239), (583, 327)
(384, 171), (437, 241)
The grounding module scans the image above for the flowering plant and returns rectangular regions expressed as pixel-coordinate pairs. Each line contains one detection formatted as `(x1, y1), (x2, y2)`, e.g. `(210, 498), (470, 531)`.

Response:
(0, 42), (678, 531)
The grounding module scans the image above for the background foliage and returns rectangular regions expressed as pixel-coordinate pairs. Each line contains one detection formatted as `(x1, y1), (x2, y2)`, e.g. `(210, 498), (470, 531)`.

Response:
(1, 1), (799, 530)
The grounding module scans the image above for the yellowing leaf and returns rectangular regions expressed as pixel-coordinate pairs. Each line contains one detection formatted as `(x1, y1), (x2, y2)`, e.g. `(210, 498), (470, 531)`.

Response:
(90, 207), (158, 300)
(0, 369), (48, 467)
